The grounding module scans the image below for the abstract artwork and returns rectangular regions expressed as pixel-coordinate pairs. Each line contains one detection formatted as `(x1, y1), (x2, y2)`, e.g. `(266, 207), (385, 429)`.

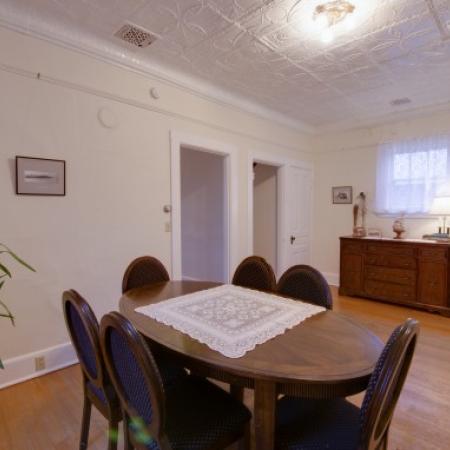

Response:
(16, 156), (65, 196)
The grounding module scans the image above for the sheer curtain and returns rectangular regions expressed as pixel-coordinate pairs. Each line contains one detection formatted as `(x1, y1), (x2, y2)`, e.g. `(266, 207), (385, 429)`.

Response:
(375, 135), (450, 215)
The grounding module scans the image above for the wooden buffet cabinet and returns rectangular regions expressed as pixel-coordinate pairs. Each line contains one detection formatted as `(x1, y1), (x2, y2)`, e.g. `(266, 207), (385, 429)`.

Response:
(339, 236), (450, 315)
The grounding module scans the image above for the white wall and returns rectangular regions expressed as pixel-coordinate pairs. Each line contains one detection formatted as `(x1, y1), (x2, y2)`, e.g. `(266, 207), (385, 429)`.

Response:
(253, 164), (278, 271)
(181, 148), (225, 282)
(0, 26), (313, 381)
(312, 110), (450, 283)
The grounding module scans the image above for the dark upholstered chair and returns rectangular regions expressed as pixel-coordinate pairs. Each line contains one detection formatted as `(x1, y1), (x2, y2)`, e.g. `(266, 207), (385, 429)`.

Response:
(62, 290), (121, 450)
(100, 312), (252, 450)
(232, 256), (276, 292)
(122, 256), (187, 390)
(277, 264), (333, 309)
(275, 318), (419, 450)
(122, 256), (170, 294)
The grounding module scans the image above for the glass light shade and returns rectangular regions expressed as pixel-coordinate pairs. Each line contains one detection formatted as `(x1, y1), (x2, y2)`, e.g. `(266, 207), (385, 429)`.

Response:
(430, 196), (450, 215)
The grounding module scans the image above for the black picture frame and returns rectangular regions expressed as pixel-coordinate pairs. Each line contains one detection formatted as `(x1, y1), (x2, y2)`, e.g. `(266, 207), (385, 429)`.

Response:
(332, 186), (352, 204)
(15, 156), (66, 196)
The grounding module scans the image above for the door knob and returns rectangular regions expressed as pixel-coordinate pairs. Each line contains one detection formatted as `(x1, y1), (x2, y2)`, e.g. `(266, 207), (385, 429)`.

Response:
(290, 235), (296, 244)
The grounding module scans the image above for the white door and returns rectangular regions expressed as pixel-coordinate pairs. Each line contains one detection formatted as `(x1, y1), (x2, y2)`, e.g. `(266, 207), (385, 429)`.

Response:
(280, 165), (313, 273)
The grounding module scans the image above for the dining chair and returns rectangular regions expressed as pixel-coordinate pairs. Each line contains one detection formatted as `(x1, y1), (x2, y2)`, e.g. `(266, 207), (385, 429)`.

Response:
(100, 311), (252, 450)
(62, 290), (121, 450)
(232, 255), (276, 292)
(122, 255), (187, 388)
(122, 256), (170, 294)
(275, 318), (419, 450)
(277, 264), (333, 309)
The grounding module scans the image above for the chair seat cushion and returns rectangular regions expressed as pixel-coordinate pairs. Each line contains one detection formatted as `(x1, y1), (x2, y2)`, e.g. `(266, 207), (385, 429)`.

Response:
(276, 396), (361, 450)
(164, 376), (251, 450)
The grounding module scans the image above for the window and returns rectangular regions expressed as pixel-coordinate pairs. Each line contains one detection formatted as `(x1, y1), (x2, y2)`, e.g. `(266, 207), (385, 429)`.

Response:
(375, 135), (450, 215)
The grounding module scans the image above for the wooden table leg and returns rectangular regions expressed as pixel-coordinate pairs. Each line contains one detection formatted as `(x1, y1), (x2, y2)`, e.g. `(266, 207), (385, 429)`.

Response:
(254, 379), (276, 450)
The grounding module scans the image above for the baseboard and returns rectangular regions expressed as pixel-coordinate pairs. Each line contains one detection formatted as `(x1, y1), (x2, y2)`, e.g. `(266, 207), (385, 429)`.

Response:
(0, 342), (78, 390)
(323, 272), (340, 287)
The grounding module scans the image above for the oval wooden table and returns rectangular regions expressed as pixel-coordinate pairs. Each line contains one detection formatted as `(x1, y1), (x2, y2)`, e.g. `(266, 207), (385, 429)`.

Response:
(120, 280), (383, 450)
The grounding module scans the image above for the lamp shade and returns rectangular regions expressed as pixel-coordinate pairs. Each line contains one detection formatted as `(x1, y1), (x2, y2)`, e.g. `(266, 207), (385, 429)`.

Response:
(430, 196), (450, 215)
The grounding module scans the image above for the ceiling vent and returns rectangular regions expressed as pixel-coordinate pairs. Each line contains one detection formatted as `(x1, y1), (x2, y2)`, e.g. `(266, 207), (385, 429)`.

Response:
(390, 97), (412, 107)
(114, 23), (156, 48)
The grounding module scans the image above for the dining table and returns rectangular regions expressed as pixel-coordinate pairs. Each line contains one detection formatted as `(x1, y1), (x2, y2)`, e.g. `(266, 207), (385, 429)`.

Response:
(119, 280), (383, 450)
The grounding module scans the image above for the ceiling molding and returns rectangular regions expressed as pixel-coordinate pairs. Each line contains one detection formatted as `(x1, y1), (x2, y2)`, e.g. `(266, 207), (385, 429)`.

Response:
(0, 16), (315, 135)
(315, 100), (450, 134)
(1, 0), (450, 136)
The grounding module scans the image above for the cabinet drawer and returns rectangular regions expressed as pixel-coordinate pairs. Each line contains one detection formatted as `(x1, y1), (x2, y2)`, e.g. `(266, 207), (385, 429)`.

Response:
(418, 247), (448, 262)
(365, 254), (416, 269)
(364, 280), (416, 303)
(342, 242), (363, 255)
(367, 244), (414, 257)
(366, 266), (415, 286)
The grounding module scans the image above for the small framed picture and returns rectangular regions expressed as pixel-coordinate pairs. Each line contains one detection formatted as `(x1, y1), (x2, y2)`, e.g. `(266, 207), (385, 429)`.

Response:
(332, 186), (352, 204)
(16, 156), (66, 196)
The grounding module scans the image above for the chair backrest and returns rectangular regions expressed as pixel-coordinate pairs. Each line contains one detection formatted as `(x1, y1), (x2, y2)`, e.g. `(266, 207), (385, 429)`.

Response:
(359, 318), (419, 450)
(100, 312), (167, 450)
(62, 290), (105, 388)
(276, 264), (333, 309)
(232, 256), (276, 292)
(122, 256), (170, 294)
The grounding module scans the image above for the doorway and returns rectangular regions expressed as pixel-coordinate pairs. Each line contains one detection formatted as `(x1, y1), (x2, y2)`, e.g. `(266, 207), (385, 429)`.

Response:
(179, 147), (227, 283)
(248, 152), (313, 278)
(253, 163), (278, 274)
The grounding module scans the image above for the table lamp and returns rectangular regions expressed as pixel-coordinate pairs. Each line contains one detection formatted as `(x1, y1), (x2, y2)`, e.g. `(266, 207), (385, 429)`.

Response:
(430, 195), (450, 235)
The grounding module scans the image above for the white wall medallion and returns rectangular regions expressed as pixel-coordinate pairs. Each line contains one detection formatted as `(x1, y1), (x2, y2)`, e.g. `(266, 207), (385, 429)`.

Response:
(149, 87), (160, 100)
(97, 107), (119, 129)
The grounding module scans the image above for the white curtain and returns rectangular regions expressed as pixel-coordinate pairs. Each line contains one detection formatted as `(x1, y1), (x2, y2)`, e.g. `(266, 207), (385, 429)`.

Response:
(375, 135), (450, 214)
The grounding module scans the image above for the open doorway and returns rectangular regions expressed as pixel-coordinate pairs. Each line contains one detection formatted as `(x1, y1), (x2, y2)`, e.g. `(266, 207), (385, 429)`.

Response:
(180, 146), (227, 283)
(253, 162), (278, 274)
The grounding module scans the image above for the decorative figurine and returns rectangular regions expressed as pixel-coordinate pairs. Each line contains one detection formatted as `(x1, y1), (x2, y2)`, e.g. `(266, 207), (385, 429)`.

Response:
(393, 217), (405, 239)
(353, 192), (367, 237)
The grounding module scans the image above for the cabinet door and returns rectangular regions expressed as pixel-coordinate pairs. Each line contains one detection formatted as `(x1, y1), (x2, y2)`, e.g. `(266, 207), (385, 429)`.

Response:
(340, 253), (363, 294)
(417, 261), (447, 307)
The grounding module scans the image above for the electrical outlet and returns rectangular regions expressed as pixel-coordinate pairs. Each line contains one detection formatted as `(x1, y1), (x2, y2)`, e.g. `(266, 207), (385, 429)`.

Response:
(35, 356), (46, 371)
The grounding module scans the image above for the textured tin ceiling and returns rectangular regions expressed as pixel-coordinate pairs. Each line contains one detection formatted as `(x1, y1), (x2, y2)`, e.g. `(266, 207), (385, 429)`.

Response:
(1, 0), (450, 131)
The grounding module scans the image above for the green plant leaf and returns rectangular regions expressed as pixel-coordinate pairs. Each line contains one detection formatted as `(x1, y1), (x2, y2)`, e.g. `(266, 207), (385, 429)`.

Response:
(0, 358), (4, 369)
(0, 263), (12, 278)
(0, 299), (15, 326)
(0, 245), (36, 272)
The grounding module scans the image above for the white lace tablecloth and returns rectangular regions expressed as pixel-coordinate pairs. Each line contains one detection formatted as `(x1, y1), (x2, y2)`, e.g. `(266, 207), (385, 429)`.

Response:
(135, 284), (326, 358)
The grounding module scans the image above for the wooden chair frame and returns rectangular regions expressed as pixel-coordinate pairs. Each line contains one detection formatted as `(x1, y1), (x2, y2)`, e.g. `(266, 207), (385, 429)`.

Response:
(232, 255), (276, 292)
(277, 264), (333, 309)
(62, 290), (121, 450)
(100, 311), (169, 450)
(122, 256), (170, 294)
(360, 318), (419, 450)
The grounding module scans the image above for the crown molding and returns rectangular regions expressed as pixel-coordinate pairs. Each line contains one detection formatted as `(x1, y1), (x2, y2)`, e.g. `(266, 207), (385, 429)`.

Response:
(0, 14), (316, 135)
(315, 100), (450, 135)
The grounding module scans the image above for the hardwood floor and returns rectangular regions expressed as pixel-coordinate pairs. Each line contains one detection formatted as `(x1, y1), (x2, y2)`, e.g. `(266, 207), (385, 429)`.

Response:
(0, 289), (449, 449)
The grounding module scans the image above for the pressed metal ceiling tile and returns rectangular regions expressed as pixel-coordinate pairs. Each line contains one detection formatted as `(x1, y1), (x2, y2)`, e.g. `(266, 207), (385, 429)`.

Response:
(1, 0), (450, 129)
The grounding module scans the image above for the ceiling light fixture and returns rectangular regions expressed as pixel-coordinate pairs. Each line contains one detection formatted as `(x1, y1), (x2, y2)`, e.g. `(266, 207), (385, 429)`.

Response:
(314, 0), (356, 43)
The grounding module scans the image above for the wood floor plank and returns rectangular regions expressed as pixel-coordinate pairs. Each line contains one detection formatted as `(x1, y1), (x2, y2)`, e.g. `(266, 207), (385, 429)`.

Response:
(0, 288), (449, 449)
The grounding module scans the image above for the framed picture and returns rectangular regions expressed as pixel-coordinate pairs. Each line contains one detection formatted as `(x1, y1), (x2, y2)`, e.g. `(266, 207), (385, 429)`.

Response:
(16, 156), (65, 196)
(332, 186), (352, 204)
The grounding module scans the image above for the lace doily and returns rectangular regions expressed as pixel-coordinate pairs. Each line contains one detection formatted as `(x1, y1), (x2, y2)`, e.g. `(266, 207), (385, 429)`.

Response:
(135, 284), (326, 358)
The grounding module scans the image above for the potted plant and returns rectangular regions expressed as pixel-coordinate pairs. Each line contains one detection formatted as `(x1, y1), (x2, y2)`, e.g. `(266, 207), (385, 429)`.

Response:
(0, 244), (35, 368)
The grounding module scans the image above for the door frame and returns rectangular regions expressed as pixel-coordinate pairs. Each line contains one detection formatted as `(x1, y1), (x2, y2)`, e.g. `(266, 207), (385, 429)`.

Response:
(170, 131), (239, 281)
(247, 151), (313, 277)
